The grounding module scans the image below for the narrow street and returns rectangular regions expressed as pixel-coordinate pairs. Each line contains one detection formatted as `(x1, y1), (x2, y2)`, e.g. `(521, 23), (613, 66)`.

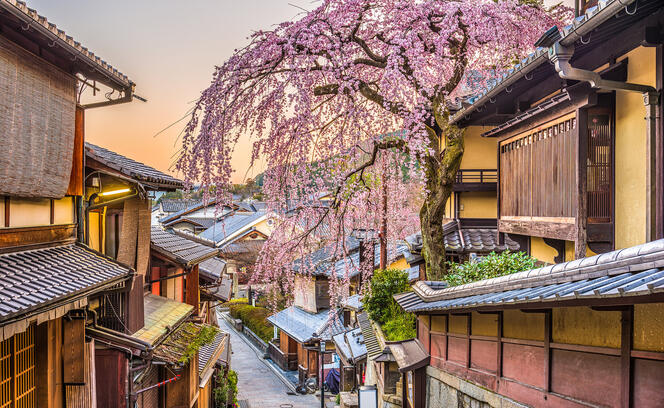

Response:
(217, 314), (320, 408)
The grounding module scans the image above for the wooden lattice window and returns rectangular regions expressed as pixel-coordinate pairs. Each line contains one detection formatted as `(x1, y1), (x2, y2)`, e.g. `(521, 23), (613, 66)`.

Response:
(0, 326), (35, 408)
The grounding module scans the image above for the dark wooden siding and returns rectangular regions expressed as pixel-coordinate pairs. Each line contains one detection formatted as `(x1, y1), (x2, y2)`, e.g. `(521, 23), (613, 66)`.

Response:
(499, 113), (577, 220)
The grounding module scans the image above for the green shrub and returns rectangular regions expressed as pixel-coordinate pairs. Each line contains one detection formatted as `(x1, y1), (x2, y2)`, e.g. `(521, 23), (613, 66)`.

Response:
(227, 302), (273, 343)
(214, 369), (238, 407)
(363, 269), (416, 341)
(363, 269), (410, 325)
(382, 304), (416, 341)
(446, 251), (538, 287)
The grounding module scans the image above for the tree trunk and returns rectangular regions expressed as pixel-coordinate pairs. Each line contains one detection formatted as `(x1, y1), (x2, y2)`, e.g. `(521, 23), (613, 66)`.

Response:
(420, 122), (464, 281)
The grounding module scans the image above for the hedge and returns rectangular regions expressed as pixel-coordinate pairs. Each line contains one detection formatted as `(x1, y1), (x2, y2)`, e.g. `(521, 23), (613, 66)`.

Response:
(222, 300), (273, 343)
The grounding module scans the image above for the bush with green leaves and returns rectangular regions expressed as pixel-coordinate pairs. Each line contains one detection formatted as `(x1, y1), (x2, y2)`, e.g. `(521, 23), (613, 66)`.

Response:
(363, 269), (411, 325)
(214, 369), (238, 407)
(382, 304), (416, 341)
(363, 269), (415, 341)
(445, 250), (537, 287)
(222, 301), (273, 343)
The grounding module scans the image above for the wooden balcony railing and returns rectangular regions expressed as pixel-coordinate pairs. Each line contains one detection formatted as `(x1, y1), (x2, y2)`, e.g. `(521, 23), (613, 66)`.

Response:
(453, 169), (497, 192)
(267, 341), (297, 371)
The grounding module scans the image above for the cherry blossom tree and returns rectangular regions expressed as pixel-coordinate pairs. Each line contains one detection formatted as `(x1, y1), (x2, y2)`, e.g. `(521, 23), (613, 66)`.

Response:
(177, 0), (570, 282)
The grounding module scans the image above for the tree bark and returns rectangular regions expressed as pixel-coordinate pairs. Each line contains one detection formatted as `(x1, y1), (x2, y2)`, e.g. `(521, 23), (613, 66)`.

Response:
(420, 119), (464, 281)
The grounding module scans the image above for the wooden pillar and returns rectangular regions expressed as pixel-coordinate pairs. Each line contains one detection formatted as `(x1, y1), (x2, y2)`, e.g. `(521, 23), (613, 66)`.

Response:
(496, 311), (503, 380)
(575, 108), (588, 259)
(645, 91), (660, 242)
(35, 319), (63, 408)
(656, 45), (664, 239)
(621, 307), (634, 408)
(186, 265), (200, 315)
(544, 310), (552, 393)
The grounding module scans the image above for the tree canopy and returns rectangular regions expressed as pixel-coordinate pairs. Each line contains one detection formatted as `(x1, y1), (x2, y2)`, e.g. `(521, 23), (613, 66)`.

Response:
(177, 0), (570, 290)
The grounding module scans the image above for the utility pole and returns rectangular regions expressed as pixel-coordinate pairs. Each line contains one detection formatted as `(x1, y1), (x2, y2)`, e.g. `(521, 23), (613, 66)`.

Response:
(320, 340), (326, 408)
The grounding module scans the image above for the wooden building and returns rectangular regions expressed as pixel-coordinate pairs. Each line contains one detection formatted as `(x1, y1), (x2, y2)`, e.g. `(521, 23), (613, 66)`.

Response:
(451, 0), (664, 263)
(396, 239), (664, 408)
(0, 1), (143, 407)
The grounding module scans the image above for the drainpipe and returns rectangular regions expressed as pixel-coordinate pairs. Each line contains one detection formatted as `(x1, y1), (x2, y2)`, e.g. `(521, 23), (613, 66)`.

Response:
(550, 42), (660, 241)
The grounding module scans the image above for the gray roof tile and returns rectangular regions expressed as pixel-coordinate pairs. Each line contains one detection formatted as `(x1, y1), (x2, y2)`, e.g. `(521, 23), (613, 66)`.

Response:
(151, 227), (219, 266)
(0, 244), (131, 321)
(86, 143), (183, 188)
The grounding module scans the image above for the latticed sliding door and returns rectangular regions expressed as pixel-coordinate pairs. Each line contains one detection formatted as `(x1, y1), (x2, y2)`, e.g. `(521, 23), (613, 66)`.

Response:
(0, 326), (35, 408)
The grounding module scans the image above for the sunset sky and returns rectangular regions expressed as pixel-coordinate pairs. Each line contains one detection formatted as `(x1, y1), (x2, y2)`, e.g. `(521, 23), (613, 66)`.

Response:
(28, 0), (305, 183)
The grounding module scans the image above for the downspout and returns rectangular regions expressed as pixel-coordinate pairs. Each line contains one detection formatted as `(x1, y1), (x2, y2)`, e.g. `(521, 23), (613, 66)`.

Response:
(550, 42), (660, 241)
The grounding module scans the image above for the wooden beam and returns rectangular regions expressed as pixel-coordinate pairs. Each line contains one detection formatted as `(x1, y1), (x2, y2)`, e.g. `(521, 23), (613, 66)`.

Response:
(544, 310), (552, 393)
(498, 219), (577, 241)
(621, 307), (634, 408)
(575, 108), (588, 259)
(49, 199), (55, 225)
(4, 196), (9, 228)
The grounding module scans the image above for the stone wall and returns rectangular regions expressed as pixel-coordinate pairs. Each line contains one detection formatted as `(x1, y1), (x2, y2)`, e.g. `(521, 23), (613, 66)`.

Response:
(425, 366), (526, 408)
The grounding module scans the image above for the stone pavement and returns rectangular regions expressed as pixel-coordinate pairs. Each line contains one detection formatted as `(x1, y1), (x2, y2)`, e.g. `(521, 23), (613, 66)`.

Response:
(217, 315), (320, 408)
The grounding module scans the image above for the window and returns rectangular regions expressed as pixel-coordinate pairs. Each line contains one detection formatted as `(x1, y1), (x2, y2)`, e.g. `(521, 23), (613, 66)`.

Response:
(0, 326), (35, 408)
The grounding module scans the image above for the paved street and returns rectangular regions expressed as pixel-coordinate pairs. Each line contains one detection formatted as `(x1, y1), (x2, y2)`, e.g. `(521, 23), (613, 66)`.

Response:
(217, 315), (320, 408)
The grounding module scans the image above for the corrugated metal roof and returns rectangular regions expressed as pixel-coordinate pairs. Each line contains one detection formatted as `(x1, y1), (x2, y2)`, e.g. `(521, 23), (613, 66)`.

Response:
(267, 306), (344, 343)
(396, 239), (664, 313)
(133, 294), (193, 346)
(151, 227), (219, 266)
(86, 143), (183, 188)
(0, 244), (131, 321)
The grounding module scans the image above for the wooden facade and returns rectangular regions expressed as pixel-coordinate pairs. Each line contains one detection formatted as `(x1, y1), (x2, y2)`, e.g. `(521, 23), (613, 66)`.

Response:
(415, 304), (664, 408)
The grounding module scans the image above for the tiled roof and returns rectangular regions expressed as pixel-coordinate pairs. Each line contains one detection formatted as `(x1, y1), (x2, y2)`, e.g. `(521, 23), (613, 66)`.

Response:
(341, 294), (363, 312)
(151, 227), (219, 266)
(396, 239), (664, 313)
(85, 143), (183, 189)
(382, 339), (429, 373)
(202, 275), (233, 302)
(450, 0), (641, 124)
(198, 257), (227, 282)
(0, 0), (132, 89)
(267, 306), (344, 343)
(404, 224), (520, 256)
(218, 240), (265, 257)
(133, 294), (193, 346)
(0, 244), (132, 322)
(167, 217), (219, 229)
(332, 327), (367, 364)
(160, 199), (202, 214)
(199, 212), (267, 244)
(357, 312), (382, 359)
(198, 330), (229, 378)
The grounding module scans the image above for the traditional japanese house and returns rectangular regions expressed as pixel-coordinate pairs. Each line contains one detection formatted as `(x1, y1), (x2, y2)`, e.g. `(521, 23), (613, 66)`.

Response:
(150, 227), (221, 324)
(0, 0), (145, 406)
(451, 0), (664, 263)
(396, 239), (664, 408)
(266, 305), (345, 386)
(332, 327), (367, 392)
(197, 330), (231, 408)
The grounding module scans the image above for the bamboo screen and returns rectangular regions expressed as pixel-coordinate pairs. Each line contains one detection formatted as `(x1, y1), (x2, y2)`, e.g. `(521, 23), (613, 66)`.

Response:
(0, 36), (76, 199)
(499, 113), (577, 219)
(0, 326), (35, 408)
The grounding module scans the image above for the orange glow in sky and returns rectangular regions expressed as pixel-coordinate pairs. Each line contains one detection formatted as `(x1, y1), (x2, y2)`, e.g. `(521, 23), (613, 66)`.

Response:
(27, 0), (307, 184)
